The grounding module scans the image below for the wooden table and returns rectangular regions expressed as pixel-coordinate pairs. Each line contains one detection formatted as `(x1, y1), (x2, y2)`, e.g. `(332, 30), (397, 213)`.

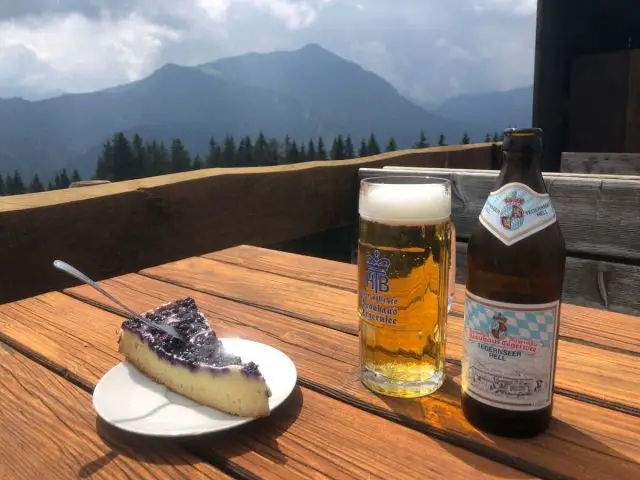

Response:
(0, 245), (638, 479)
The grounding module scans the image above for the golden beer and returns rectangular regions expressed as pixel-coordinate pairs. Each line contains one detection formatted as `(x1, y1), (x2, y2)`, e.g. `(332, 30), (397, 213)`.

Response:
(358, 176), (452, 397)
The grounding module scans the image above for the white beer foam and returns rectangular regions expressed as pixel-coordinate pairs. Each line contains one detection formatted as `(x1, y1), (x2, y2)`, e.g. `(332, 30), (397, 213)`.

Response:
(359, 182), (451, 226)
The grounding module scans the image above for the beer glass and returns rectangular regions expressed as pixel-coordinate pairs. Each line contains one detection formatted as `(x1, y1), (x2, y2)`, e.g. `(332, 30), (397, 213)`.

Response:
(358, 176), (452, 398)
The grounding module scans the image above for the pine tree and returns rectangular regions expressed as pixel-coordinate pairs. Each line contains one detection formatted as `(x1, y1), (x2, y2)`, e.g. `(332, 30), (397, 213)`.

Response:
(307, 139), (317, 161)
(268, 138), (281, 165)
(4, 175), (13, 195)
(192, 155), (204, 170)
(414, 130), (429, 148)
(344, 135), (355, 159)
(367, 133), (381, 155)
(206, 137), (220, 168)
(148, 141), (170, 176)
(492, 132), (500, 143)
(254, 131), (269, 166)
(222, 136), (237, 165)
(95, 139), (114, 180)
(461, 131), (471, 144)
(316, 137), (327, 161)
(0, 174), (4, 195)
(385, 137), (398, 152)
(284, 135), (291, 157)
(54, 173), (61, 189)
(330, 135), (346, 160)
(484, 132), (492, 143)
(131, 133), (146, 178)
(47, 181), (53, 191)
(237, 136), (253, 166)
(58, 169), (71, 188)
(5, 174), (14, 195)
(170, 139), (191, 173)
(29, 174), (44, 193)
(300, 144), (308, 162)
(71, 169), (81, 183)
(112, 132), (134, 181)
(286, 140), (300, 164)
(437, 133), (446, 146)
(11, 170), (25, 195)
(359, 139), (368, 157)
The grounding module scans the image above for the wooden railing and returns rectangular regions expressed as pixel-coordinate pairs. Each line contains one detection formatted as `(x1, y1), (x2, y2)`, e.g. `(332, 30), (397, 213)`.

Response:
(0, 144), (496, 303)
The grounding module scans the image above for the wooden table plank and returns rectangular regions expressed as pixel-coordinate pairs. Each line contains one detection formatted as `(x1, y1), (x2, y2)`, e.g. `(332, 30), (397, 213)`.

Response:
(140, 256), (640, 413)
(0, 294), (525, 480)
(0, 343), (230, 480)
(206, 245), (640, 354)
(64, 273), (640, 480)
(207, 244), (358, 291)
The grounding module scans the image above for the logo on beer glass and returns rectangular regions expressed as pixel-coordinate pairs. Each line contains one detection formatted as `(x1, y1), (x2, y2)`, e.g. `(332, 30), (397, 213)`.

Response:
(366, 250), (391, 293)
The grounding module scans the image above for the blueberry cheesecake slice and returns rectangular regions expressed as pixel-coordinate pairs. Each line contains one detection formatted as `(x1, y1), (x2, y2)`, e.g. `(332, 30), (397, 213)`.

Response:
(117, 297), (271, 417)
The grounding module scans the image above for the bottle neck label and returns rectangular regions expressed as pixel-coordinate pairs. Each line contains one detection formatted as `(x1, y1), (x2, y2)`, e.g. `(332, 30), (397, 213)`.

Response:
(479, 182), (556, 246)
(462, 290), (559, 411)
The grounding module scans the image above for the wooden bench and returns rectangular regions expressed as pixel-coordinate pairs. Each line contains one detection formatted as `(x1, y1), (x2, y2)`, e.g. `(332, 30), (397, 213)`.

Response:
(358, 166), (640, 316)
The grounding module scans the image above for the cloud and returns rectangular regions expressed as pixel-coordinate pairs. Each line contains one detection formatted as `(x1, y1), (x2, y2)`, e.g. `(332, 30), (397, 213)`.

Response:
(471, 0), (537, 15)
(0, 0), (537, 103)
(0, 12), (181, 92)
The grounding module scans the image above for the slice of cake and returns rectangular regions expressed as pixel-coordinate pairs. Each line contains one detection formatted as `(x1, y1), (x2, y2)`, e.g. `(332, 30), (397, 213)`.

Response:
(117, 297), (271, 418)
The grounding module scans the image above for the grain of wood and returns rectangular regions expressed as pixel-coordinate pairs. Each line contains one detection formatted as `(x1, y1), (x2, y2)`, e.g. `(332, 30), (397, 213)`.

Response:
(359, 167), (640, 262)
(0, 344), (229, 480)
(62, 273), (640, 480)
(207, 245), (640, 353)
(206, 244), (357, 291)
(0, 295), (526, 480)
(140, 256), (640, 411)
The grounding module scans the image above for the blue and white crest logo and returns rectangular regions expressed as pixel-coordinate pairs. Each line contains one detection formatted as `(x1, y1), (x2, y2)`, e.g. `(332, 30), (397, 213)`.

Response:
(366, 250), (391, 293)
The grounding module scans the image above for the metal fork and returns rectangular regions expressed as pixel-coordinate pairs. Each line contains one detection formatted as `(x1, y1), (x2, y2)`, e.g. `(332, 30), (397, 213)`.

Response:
(53, 260), (185, 343)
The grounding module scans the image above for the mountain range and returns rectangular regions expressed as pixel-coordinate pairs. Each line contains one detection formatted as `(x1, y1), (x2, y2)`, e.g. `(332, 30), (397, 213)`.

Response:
(0, 44), (532, 181)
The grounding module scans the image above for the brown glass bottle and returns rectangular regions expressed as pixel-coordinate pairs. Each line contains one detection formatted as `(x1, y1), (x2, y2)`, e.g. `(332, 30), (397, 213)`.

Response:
(461, 127), (566, 437)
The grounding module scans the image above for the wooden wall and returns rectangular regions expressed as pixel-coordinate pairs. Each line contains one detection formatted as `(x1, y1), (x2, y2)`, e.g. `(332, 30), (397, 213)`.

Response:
(533, 0), (640, 169)
(567, 50), (640, 154)
(0, 144), (494, 303)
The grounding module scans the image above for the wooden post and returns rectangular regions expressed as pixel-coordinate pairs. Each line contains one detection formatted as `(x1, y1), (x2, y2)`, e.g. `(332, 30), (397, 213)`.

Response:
(532, 0), (572, 172)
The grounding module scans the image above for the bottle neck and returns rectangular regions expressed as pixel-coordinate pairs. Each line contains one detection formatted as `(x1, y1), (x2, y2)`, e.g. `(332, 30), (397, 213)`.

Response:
(497, 151), (547, 193)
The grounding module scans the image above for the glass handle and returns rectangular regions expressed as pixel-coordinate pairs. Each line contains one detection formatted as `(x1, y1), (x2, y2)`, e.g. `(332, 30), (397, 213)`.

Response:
(449, 221), (457, 313)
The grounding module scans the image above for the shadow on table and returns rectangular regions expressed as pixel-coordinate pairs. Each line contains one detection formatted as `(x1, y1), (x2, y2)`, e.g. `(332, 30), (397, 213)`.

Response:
(179, 385), (304, 466)
(371, 372), (638, 479)
(438, 417), (640, 479)
(85, 418), (202, 477)
(87, 386), (303, 475)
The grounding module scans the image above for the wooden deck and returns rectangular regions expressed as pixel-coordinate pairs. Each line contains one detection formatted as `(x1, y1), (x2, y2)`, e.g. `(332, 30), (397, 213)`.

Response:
(0, 245), (638, 479)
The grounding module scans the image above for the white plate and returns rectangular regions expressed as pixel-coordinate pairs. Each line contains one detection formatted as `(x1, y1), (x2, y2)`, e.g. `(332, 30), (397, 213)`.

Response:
(93, 338), (297, 437)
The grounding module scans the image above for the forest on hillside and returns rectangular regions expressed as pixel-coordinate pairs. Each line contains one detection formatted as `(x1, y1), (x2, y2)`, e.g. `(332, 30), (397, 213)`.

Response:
(0, 129), (503, 196)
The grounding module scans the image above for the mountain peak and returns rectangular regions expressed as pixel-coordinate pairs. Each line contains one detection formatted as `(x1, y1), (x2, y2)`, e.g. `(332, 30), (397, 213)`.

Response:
(299, 43), (329, 53)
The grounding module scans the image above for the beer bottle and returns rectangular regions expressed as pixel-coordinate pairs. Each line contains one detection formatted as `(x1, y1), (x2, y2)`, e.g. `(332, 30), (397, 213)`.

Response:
(461, 127), (566, 437)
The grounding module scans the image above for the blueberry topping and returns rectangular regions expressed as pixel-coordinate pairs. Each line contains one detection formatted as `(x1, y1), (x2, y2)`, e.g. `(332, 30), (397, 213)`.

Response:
(122, 297), (259, 375)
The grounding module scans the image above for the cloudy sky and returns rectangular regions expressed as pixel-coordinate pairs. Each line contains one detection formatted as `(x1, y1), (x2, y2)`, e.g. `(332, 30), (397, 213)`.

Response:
(0, 0), (537, 104)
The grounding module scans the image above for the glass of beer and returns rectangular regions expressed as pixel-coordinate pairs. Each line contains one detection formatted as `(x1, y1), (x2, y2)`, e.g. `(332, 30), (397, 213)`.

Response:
(358, 175), (452, 398)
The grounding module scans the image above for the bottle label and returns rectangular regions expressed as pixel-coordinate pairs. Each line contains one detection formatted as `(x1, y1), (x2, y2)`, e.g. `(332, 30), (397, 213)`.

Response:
(462, 290), (559, 411)
(479, 182), (556, 246)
